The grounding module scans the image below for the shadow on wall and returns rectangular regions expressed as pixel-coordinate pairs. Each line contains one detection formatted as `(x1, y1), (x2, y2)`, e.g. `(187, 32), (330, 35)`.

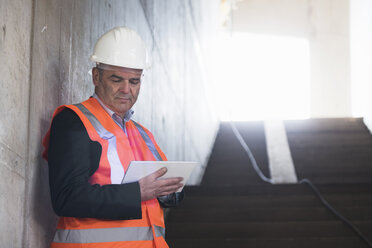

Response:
(27, 119), (58, 246)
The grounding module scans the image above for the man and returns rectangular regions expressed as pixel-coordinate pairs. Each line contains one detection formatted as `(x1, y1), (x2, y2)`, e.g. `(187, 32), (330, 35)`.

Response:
(43, 27), (184, 248)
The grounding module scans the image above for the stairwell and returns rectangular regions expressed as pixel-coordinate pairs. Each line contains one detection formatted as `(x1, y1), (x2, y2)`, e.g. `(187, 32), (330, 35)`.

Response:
(165, 118), (372, 247)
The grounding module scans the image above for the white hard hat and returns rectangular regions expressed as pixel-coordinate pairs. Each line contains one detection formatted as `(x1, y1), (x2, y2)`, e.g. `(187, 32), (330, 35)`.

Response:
(90, 26), (148, 69)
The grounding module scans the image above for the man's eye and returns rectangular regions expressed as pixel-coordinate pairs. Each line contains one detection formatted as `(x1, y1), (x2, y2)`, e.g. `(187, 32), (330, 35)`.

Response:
(129, 79), (140, 85)
(111, 79), (122, 83)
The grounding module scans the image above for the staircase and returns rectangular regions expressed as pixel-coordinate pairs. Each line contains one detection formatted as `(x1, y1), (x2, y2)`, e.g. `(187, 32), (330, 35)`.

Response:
(165, 118), (372, 248)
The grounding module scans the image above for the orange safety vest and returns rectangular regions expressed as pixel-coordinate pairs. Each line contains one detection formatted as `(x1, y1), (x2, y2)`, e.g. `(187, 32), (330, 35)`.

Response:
(43, 97), (169, 248)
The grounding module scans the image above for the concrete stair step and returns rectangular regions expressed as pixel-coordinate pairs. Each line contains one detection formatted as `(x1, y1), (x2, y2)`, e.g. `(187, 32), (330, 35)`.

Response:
(166, 221), (372, 239)
(290, 145), (372, 155)
(203, 166), (372, 178)
(167, 206), (372, 222)
(286, 133), (372, 147)
(284, 118), (367, 132)
(179, 194), (372, 208)
(292, 154), (372, 164)
(165, 237), (369, 248)
(295, 175), (372, 184)
(185, 184), (372, 196)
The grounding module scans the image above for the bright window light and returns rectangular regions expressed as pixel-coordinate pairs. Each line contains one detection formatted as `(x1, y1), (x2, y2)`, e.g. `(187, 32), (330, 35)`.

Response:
(211, 32), (311, 121)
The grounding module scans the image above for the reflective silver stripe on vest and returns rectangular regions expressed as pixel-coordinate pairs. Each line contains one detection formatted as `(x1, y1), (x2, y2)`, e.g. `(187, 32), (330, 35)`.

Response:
(153, 224), (166, 237)
(132, 120), (163, 161)
(75, 103), (124, 184)
(53, 225), (165, 243)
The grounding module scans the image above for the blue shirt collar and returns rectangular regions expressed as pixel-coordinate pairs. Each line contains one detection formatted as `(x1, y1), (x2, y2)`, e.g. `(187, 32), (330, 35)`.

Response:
(92, 93), (134, 122)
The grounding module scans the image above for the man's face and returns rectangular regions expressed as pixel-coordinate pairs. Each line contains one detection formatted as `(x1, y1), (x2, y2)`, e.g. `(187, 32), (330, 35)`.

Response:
(92, 64), (143, 118)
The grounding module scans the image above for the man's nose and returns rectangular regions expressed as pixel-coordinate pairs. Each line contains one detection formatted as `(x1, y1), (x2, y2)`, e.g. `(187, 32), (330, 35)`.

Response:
(120, 80), (130, 94)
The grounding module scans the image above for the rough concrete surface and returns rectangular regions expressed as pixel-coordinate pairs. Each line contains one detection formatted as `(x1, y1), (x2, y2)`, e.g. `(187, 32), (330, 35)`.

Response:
(0, 0), (220, 247)
(0, 0), (33, 247)
(308, 0), (351, 118)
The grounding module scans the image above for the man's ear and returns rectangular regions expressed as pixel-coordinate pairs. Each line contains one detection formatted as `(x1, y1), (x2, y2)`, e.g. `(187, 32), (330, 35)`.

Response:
(92, 67), (100, 87)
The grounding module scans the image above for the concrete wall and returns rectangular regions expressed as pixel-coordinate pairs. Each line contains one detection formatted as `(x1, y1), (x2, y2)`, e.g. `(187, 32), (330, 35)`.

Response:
(309, 0), (351, 118)
(0, 0), (33, 247)
(350, 0), (372, 132)
(232, 0), (352, 118)
(0, 0), (219, 247)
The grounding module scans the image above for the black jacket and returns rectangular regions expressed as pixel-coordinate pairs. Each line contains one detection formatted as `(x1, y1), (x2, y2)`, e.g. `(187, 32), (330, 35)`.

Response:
(48, 108), (183, 220)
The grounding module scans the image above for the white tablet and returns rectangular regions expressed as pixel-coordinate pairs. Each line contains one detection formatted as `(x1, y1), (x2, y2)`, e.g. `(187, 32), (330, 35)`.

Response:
(121, 161), (198, 192)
